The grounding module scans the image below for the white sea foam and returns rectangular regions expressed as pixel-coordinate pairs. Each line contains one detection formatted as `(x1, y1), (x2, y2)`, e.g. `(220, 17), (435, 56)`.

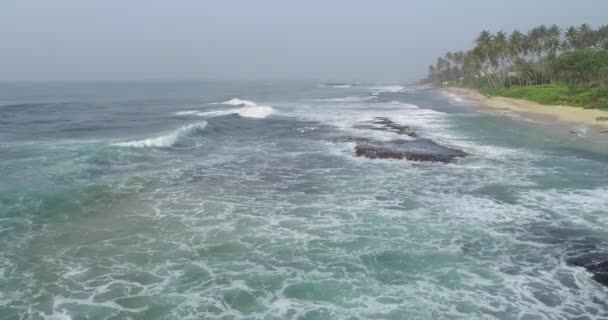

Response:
(237, 105), (275, 118)
(283, 99), (449, 143)
(113, 122), (207, 148)
(312, 96), (377, 102)
(7, 84), (608, 320)
(318, 84), (354, 88)
(295, 126), (319, 134)
(517, 187), (608, 228)
(205, 98), (275, 119)
(367, 85), (404, 93)
(322, 84), (352, 88)
(570, 125), (589, 137)
(196, 109), (241, 118)
(214, 98), (258, 108)
(283, 97), (530, 162)
(449, 94), (464, 102)
(40, 310), (72, 320)
(173, 110), (199, 116)
(443, 92), (465, 103)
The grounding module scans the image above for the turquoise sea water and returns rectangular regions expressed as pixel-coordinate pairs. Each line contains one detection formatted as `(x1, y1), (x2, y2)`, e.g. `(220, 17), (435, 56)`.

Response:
(0, 81), (607, 319)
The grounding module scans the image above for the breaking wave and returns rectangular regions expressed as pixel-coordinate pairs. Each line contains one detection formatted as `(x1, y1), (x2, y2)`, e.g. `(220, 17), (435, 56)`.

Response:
(214, 98), (259, 108)
(173, 110), (200, 116)
(319, 83), (358, 88)
(202, 98), (275, 119)
(112, 122), (207, 148)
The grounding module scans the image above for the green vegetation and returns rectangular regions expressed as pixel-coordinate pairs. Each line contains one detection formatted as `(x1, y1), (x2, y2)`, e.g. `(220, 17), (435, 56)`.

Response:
(424, 24), (608, 109)
(476, 84), (608, 109)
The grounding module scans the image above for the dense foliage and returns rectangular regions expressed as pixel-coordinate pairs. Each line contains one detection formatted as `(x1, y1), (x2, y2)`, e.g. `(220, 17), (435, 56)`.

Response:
(425, 24), (608, 108)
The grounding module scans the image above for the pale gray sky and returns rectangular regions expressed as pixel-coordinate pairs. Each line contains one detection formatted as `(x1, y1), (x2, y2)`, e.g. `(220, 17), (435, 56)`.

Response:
(1, 0), (607, 81)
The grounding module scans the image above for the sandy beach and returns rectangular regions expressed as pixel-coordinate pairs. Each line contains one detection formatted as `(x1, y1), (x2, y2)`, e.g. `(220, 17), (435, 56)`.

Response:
(445, 87), (608, 130)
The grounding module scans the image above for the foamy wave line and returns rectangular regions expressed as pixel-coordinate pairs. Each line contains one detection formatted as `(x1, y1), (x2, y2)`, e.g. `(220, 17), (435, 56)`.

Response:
(173, 110), (199, 116)
(204, 98), (275, 119)
(112, 121), (207, 148)
(313, 96), (378, 102)
(44, 296), (147, 320)
(319, 84), (354, 88)
(367, 85), (404, 93)
(212, 98), (257, 108)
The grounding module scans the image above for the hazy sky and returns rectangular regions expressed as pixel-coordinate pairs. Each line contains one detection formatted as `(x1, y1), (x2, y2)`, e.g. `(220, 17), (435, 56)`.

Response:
(2, 0), (607, 81)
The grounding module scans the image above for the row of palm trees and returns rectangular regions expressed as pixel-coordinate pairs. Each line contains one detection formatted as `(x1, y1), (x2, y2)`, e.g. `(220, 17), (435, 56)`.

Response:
(426, 24), (608, 87)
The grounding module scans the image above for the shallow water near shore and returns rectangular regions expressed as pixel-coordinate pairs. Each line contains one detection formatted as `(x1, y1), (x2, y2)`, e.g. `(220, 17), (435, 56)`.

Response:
(1, 81), (607, 319)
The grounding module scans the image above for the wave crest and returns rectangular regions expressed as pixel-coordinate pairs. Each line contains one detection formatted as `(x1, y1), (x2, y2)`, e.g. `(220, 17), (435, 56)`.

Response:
(204, 98), (275, 119)
(113, 121), (207, 148)
(215, 98), (258, 108)
(173, 110), (199, 116)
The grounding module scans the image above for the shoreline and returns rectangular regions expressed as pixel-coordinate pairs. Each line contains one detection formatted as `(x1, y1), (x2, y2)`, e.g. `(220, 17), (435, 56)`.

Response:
(444, 87), (608, 130)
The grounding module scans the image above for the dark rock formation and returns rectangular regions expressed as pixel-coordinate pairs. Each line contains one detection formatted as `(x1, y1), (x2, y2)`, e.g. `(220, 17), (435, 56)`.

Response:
(372, 117), (418, 137)
(566, 253), (608, 287)
(354, 117), (418, 137)
(354, 139), (467, 163)
(534, 226), (608, 288)
(346, 117), (467, 163)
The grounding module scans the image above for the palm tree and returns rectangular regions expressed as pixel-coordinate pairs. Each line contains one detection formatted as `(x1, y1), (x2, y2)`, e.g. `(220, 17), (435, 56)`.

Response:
(463, 50), (481, 81)
(452, 51), (465, 79)
(563, 26), (578, 51)
(475, 30), (499, 86)
(543, 24), (562, 83)
(444, 52), (453, 78)
(507, 30), (527, 85)
(538, 24), (549, 53)
(547, 24), (561, 55)
(436, 57), (444, 71)
(579, 24), (594, 48)
(527, 25), (549, 83)
(513, 58), (534, 86)
(435, 57), (447, 81)
(445, 51), (453, 64)
(527, 27), (541, 62)
(597, 25), (608, 50)
(509, 30), (525, 59)
(428, 65), (436, 82)
(493, 31), (509, 85)
(425, 22), (608, 87)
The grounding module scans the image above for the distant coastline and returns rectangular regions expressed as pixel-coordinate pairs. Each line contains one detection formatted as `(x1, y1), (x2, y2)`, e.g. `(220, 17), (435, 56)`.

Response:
(424, 23), (608, 118)
(444, 86), (608, 129)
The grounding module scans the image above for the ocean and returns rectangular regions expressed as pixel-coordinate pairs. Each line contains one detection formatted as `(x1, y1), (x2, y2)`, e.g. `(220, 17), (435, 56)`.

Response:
(0, 81), (607, 319)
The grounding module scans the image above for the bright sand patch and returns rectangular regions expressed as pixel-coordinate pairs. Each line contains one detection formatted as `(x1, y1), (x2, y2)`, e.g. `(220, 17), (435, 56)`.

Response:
(445, 87), (608, 129)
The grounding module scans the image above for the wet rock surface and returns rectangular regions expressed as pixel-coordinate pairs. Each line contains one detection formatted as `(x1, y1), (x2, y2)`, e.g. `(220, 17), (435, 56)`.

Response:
(527, 226), (608, 288)
(353, 117), (418, 137)
(348, 117), (467, 163)
(561, 234), (608, 287)
(567, 253), (608, 287)
(354, 139), (467, 163)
